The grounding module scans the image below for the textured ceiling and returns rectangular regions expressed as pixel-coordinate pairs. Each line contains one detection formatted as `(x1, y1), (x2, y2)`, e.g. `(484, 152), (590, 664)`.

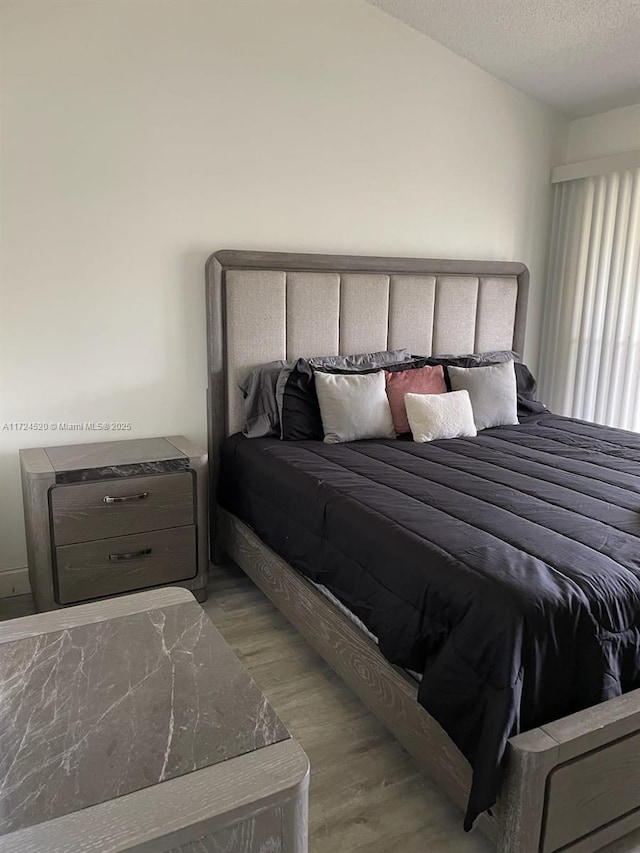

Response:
(365, 0), (640, 118)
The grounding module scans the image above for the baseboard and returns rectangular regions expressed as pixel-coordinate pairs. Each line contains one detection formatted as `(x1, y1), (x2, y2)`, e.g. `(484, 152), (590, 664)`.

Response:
(0, 567), (31, 598)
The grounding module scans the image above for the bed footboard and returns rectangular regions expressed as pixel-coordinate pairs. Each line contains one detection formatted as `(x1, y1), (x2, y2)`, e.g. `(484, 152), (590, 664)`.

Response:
(217, 507), (640, 853)
(499, 691), (640, 852)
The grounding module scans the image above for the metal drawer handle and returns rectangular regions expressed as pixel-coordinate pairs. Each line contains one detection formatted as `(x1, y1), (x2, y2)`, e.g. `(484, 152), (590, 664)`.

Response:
(108, 548), (152, 562)
(103, 492), (149, 504)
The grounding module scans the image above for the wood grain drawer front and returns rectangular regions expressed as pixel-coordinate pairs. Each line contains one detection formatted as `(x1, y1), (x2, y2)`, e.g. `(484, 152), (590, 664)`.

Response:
(50, 472), (194, 546)
(55, 526), (197, 604)
(543, 731), (640, 852)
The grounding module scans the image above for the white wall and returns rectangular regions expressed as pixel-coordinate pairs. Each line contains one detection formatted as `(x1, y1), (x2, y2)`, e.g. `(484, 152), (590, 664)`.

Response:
(0, 0), (566, 586)
(565, 103), (640, 162)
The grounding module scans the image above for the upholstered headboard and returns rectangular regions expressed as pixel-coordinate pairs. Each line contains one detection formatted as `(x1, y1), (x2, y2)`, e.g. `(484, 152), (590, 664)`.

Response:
(205, 250), (528, 454)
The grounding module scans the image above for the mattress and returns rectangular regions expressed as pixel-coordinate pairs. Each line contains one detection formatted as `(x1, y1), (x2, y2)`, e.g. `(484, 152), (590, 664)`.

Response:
(218, 413), (640, 827)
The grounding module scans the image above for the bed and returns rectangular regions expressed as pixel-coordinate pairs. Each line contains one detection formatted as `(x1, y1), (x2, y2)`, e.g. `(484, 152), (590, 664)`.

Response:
(206, 250), (640, 853)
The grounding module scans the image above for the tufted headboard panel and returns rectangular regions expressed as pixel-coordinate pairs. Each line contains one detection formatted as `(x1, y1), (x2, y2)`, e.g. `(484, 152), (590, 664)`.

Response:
(205, 250), (528, 452)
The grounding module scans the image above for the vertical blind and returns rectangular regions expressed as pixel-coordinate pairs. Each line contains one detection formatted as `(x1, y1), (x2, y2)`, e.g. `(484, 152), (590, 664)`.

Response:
(539, 168), (640, 430)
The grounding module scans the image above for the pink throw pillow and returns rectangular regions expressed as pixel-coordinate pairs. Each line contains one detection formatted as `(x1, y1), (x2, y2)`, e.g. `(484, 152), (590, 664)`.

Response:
(385, 365), (447, 435)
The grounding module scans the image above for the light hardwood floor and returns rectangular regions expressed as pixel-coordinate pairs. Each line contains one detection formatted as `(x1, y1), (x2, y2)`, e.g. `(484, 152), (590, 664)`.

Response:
(2, 565), (639, 853)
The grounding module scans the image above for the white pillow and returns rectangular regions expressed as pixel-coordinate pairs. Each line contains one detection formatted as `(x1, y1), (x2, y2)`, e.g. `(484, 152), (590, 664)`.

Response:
(314, 371), (396, 444)
(404, 390), (477, 442)
(447, 361), (518, 431)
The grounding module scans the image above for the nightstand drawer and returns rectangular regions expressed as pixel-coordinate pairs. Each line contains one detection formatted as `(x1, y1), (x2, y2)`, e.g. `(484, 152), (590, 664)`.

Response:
(55, 526), (197, 604)
(50, 472), (195, 546)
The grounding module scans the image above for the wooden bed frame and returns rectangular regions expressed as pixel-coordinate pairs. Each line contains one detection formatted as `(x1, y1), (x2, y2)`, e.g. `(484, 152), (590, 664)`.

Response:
(205, 250), (640, 853)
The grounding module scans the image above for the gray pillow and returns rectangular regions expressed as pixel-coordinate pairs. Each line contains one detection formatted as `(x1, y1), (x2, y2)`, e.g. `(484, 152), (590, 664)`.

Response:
(434, 349), (520, 365)
(314, 371), (396, 444)
(308, 348), (413, 370)
(238, 360), (292, 438)
(448, 361), (518, 431)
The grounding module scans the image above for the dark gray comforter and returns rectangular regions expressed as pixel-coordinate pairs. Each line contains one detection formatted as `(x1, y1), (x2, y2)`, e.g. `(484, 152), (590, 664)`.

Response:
(219, 413), (640, 828)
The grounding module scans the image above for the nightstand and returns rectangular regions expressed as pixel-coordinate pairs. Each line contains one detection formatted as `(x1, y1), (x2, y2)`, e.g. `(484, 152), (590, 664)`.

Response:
(20, 435), (208, 611)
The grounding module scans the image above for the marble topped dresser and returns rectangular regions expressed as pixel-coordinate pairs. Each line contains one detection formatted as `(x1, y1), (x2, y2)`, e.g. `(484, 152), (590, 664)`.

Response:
(20, 435), (208, 611)
(0, 587), (309, 853)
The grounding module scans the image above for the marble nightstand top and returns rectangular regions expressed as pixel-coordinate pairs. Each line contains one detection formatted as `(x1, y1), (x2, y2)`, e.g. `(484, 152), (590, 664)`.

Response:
(0, 588), (289, 837)
(41, 436), (191, 483)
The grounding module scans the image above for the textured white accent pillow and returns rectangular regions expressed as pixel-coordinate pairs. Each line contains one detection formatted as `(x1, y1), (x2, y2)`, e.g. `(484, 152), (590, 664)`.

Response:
(314, 371), (396, 444)
(448, 361), (518, 431)
(404, 390), (477, 442)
